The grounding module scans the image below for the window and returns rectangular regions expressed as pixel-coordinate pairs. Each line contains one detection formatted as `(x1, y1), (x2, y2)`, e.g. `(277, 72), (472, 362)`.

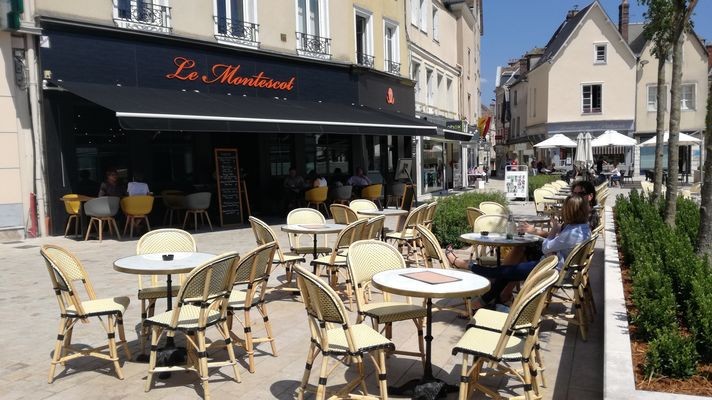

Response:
(411, 62), (421, 99)
(296, 0), (329, 57)
(533, 88), (537, 117)
(467, 48), (471, 77)
(446, 78), (453, 112)
(432, 6), (439, 41)
(582, 84), (602, 114)
(354, 8), (373, 67)
(426, 68), (434, 106)
(383, 20), (400, 74)
(647, 85), (667, 112)
(419, 0), (427, 31)
(410, 0), (419, 26)
(594, 43), (607, 64)
(436, 73), (443, 111)
(214, 0), (258, 46)
(114, 0), (171, 33)
(513, 90), (518, 106)
(681, 84), (696, 110)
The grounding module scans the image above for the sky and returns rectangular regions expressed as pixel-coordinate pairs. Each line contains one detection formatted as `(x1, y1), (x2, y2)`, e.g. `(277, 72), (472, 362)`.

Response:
(480, 0), (712, 107)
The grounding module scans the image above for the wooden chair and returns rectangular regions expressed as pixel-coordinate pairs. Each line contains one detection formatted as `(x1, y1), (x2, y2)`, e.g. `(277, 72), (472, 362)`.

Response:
(479, 201), (506, 215)
(293, 265), (394, 400)
(60, 194), (81, 237)
(249, 216), (305, 291)
(120, 195), (154, 237)
(305, 186), (329, 217)
(135, 229), (196, 355)
(84, 196), (121, 242)
(40, 245), (131, 383)
(361, 184), (383, 209)
(329, 204), (358, 224)
(286, 208), (332, 257)
(227, 242), (279, 373)
(182, 192), (213, 232)
(144, 252), (241, 398)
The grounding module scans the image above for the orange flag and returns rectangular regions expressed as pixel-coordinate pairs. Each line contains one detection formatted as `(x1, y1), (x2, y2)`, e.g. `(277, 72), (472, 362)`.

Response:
(477, 116), (491, 137)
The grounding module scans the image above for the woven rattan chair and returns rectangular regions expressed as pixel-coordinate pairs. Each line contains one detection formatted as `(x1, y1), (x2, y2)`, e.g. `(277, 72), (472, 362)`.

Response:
(329, 204), (358, 224)
(385, 203), (427, 266)
(293, 265), (394, 400)
(227, 242), (279, 373)
(182, 192), (213, 232)
(135, 229), (197, 354)
(422, 201), (438, 229)
(453, 268), (558, 400)
(120, 195), (154, 237)
(346, 240), (426, 362)
(361, 184), (383, 208)
(249, 216), (304, 290)
(305, 186), (330, 217)
(312, 219), (367, 309)
(479, 201), (506, 215)
(287, 208), (332, 256)
(144, 252), (241, 398)
(471, 215), (509, 266)
(533, 188), (556, 215)
(466, 207), (484, 231)
(361, 215), (385, 240)
(40, 245), (131, 383)
(349, 199), (378, 220)
(61, 194), (82, 237)
(84, 196), (121, 242)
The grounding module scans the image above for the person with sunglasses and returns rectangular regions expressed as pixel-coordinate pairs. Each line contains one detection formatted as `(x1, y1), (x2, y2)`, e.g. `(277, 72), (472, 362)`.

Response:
(571, 180), (599, 230)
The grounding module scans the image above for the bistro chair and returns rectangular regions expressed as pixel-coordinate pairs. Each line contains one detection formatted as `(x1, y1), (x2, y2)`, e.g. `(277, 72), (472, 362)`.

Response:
(144, 252), (241, 399)
(385, 203), (428, 266)
(452, 268), (558, 400)
(40, 245), (131, 383)
(360, 184), (383, 209)
(349, 199), (378, 220)
(120, 195), (154, 238)
(227, 242), (279, 373)
(161, 190), (185, 226)
(478, 201), (506, 216)
(135, 228), (197, 355)
(329, 204), (358, 225)
(61, 194), (82, 238)
(361, 215), (385, 241)
(466, 207), (484, 231)
(330, 185), (353, 205)
(386, 182), (405, 208)
(293, 265), (394, 400)
(534, 188), (556, 215)
(84, 196), (121, 242)
(286, 208), (332, 257)
(422, 201), (438, 229)
(471, 215), (508, 266)
(305, 186), (329, 218)
(346, 240), (426, 362)
(248, 216), (305, 291)
(182, 192), (213, 232)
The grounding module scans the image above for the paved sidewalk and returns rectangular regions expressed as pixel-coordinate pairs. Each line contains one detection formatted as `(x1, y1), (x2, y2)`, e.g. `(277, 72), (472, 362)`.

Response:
(0, 181), (625, 399)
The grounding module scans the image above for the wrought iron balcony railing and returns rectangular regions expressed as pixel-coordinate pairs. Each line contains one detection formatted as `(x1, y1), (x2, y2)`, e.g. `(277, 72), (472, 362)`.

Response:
(356, 53), (375, 68)
(114, 0), (171, 33)
(214, 17), (259, 46)
(385, 59), (401, 75)
(296, 32), (331, 57)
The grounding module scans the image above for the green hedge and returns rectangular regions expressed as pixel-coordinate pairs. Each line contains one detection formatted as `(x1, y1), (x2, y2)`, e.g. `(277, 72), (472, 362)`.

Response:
(528, 175), (560, 200)
(615, 190), (712, 379)
(431, 191), (508, 247)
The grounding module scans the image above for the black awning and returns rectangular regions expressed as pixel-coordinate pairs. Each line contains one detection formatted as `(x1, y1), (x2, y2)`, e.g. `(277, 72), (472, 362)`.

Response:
(54, 81), (438, 136)
(443, 129), (474, 142)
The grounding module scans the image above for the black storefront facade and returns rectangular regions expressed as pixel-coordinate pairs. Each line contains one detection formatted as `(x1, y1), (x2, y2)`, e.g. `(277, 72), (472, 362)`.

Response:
(39, 20), (435, 235)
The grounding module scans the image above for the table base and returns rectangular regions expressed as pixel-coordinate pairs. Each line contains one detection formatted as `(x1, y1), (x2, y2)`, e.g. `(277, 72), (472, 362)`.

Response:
(136, 339), (187, 380)
(389, 378), (458, 399)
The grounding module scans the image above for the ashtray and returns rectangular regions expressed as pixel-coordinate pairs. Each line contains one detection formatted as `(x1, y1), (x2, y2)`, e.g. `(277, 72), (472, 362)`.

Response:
(480, 231), (489, 236)
(518, 232), (526, 237)
(162, 254), (174, 261)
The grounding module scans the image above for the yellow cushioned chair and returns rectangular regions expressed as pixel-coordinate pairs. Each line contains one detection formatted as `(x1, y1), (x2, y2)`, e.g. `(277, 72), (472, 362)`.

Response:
(61, 194), (82, 237)
(305, 186), (329, 217)
(121, 195), (154, 238)
(360, 184), (383, 209)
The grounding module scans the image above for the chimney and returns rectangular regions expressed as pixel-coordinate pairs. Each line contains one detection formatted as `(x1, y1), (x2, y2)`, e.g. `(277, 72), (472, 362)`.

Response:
(518, 57), (528, 76)
(566, 6), (579, 20)
(619, 0), (629, 42)
(706, 44), (712, 71)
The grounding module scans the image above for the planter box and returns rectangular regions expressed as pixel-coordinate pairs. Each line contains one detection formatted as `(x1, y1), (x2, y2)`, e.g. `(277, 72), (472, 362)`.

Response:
(603, 207), (708, 400)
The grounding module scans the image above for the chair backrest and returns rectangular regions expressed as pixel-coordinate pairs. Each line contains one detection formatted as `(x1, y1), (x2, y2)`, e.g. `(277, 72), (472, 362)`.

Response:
(332, 185), (353, 201)
(61, 194), (81, 215)
(233, 242), (277, 288)
(391, 182), (405, 196)
(346, 240), (406, 305)
(422, 202), (438, 228)
(161, 190), (185, 209)
(361, 215), (385, 240)
(478, 201), (506, 215)
(330, 219), (368, 258)
(466, 207), (484, 230)
(415, 225), (449, 269)
(557, 235), (598, 286)
(349, 199), (378, 213)
(137, 228), (197, 254)
(403, 203), (428, 229)
(330, 204), (358, 224)
(120, 195), (154, 215)
(552, 181), (568, 189)
(473, 214), (508, 233)
(361, 184), (383, 200)
(305, 186), (328, 202)
(84, 196), (120, 217)
(184, 192), (211, 209)
(533, 189), (553, 213)
(400, 184), (415, 211)
(248, 216), (292, 263)
(287, 207), (327, 249)
(40, 245), (96, 317)
(295, 264), (350, 326)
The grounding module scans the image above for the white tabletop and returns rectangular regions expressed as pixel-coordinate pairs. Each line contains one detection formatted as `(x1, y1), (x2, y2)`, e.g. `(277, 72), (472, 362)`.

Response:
(372, 268), (490, 299)
(511, 214), (551, 223)
(113, 252), (216, 275)
(544, 195), (568, 201)
(357, 208), (409, 217)
(281, 223), (346, 234)
(460, 232), (541, 246)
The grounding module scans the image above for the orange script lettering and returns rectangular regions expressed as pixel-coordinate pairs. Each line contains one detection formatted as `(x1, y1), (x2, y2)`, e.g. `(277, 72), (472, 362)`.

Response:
(166, 57), (296, 91)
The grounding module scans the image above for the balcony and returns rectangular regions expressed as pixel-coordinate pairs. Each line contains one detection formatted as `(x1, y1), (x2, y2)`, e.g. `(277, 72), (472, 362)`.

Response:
(214, 17), (259, 48)
(356, 53), (375, 68)
(113, 0), (171, 34)
(296, 32), (331, 60)
(385, 59), (401, 76)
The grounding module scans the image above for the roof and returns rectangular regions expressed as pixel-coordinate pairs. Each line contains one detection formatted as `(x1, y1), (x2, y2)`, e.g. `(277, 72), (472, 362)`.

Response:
(534, 3), (594, 68)
(627, 23), (647, 55)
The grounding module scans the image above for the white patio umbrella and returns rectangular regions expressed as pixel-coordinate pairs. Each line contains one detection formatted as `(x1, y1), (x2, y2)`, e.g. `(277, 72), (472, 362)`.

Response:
(591, 130), (637, 147)
(574, 132), (594, 168)
(533, 133), (577, 148)
(639, 131), (701, 147)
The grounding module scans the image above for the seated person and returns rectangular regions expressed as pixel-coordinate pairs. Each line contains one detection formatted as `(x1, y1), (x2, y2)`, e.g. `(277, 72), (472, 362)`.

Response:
(610, 163), (622, 187)
(127, 172), (150, 196)
(347, 167), (371, 187)
(98, 168), (125, 197)
(331, 167), (347, 187)
(446, 195), (591, 309)
(283, 167), (305, 209)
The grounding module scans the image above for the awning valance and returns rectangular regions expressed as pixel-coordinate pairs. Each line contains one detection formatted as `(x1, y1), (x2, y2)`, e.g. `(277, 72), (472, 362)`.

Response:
(443, 129), (474, 142)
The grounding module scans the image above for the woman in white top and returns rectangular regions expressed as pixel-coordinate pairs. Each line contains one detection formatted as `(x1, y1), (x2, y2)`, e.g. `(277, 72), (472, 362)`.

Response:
(127, 172), (150, 196)
(610, 162), (621, 187)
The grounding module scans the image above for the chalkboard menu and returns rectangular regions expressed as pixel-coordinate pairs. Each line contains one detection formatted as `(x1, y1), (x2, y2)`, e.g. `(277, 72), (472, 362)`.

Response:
(214, 148), (243, 226)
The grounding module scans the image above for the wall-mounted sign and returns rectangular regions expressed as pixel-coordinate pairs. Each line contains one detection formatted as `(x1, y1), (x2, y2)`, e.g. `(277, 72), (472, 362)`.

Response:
(386, 87), (395, 104)
(445, 120), (468, 133)
(166, 57), (296, 91)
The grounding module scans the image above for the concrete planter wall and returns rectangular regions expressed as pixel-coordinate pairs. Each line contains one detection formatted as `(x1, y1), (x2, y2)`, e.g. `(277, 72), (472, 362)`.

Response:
(603, 207), (708, 400)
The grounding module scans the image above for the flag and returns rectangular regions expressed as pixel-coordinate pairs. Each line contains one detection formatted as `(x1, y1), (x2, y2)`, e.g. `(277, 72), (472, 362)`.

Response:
(477, 116), (491, 138)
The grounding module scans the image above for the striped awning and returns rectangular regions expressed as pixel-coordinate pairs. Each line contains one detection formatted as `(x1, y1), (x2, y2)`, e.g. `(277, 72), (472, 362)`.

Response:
(593, 146), (625, 155)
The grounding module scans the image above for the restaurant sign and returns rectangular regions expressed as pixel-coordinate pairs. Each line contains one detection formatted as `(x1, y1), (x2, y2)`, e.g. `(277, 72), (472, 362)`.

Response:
(445, 120), (468, 132)
(166, 56), (296, 91)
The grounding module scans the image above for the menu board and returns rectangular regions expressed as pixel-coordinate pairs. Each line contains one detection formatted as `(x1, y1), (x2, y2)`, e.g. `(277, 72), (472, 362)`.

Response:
(214, 148), (243, 226)
(504, 165), (528, 200)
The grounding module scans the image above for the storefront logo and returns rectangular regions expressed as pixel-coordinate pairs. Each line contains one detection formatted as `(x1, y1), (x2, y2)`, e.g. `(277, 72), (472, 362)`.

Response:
(386, 87), (395, 104)
(166, 56), (296, 91)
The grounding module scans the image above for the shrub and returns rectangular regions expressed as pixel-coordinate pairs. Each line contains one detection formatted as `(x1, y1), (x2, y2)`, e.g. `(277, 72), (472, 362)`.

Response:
(431, 191), (508, 247)
(528, 175), (560, 200)
(644, 329), (699, 379)
(630, 259), (678, 340)
(687, 275), (712, 361)
(675, 197), (700, 247)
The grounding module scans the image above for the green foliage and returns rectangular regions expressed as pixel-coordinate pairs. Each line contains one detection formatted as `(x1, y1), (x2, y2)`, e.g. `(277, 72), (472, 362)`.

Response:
(687, 272), (712, 360)
(644, 329), (699, 379)
(676, 196), (700, 246)
(431, 191), (508, 247)
(528, 175), (560, 200)
(630, 258), (678, 340)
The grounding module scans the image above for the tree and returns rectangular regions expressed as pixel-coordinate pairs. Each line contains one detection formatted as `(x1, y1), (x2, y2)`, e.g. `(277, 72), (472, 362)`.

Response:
(697, 79), (712, 257)
(663, 0), (697, 227)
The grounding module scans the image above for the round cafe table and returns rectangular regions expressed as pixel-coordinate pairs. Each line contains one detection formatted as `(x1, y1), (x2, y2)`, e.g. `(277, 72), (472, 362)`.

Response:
(372, 267), (490, 397)
(460, 232), (541, 268)
(281, 223), (346, 271)
(511, 214), (550, 224)
(356, 208), (409, 240)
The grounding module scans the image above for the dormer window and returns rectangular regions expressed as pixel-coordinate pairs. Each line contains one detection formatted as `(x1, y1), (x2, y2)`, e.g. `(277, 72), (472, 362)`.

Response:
(594, 43), (607, 64)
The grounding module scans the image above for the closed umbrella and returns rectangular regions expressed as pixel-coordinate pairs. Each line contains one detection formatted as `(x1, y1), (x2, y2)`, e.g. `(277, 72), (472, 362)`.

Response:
(575, 132), (593, 168)
(591, 130), (637, 147)
(638, 131), (701, 147)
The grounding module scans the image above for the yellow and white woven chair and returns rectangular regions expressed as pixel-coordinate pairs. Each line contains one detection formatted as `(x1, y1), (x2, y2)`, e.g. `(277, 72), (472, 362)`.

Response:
(40, 245), (131, 383)
(385, 203), (428, 266)
(135, 228), (197, 355)
(346, 240), (426, 363)
(294, 265), (394, 400)
(249, 216), (305, 291)
(144, 252), (241, 399)
(227, 242), (279, 373)
(422, 201), (438, 229)
(466, 207), (484, 231)
(471, 214), (509, 266)
(349, 199), (378, 220)
(329, 203), (358, 225)
(361, 215), (385, 240)
(478, 201), (507, 216)
(452, 268), (558, 400)
(287, 208), (332, 257)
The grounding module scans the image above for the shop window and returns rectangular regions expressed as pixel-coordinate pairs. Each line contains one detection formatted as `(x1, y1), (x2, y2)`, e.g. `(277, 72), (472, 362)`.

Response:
(269, 134), (293, 176)
(114, 0), (172, 34)
(582, 83), (602, 114)
(383, 20), (400, 75)
(305, 134), (351, 179)
(214, 0), (259, 47)
(422, 140), (444, 193)
(296, 0), (330, 58)
(355, 8), (373, 67)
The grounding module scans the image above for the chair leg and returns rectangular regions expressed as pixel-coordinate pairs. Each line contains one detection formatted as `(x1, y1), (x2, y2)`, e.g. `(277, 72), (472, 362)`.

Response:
(98, 219), (104, 242)
(64, 215), (74, 237)
(196, 329), (211, 399)
(85, 218), (95, 241)
(258, 303), (278, 357)
(458, 354), (470, 400)
(243, 308), (256, 373)
(296, 343), (318, 400)
(144, 216), (152, 232)
(145, 326), (161, 392)
(316, 350), (330, 400)
(182, 211), (190, 230)
(203, 211), (213, 231)
(123, 217), (131, 236)
(105, 315), (124, 380)
(194, 212), (199, 232)
(217, 320), (242, 383)
(48, 317), (69, 383)
(117, 314), (131, 360)
(111, 218), (122, 240)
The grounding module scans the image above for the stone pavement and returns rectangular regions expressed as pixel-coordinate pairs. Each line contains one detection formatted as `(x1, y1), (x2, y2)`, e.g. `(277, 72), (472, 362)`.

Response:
(0, 178), (629, 399)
